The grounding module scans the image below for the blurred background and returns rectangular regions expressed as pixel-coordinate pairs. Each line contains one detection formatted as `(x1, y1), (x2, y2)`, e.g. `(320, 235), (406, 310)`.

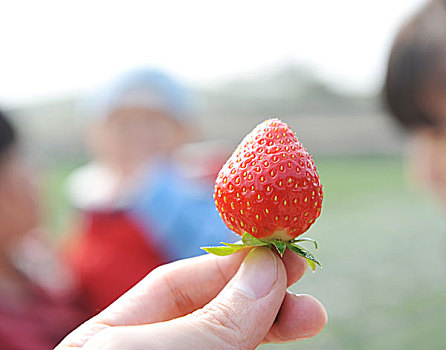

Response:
(1, 0), (446, 349)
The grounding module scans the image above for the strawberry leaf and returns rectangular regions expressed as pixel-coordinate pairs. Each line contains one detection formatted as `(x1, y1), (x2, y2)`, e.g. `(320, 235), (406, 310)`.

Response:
(201, 245), (247, 256)
(242, 232), (268, 247)
(286, 243), (322, 271)
(221, 242), (246, 248)
(290, 237), (319, 250)
(306, 258), (316, 271)
(272, 240), (287, 257)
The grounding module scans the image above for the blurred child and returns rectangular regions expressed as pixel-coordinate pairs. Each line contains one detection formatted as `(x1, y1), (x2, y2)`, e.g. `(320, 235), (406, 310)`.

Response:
(0, 110), (87, 349)
(64, 68), (232, 311)
(384, 0), (446, 200)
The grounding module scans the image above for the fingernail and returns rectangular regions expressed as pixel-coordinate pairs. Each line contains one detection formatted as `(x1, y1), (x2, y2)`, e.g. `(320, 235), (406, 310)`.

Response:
(233, 247), (277, 299)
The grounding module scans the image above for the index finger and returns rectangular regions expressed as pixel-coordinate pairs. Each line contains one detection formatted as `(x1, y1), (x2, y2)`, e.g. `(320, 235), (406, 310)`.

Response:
(96, 247), (307, 327)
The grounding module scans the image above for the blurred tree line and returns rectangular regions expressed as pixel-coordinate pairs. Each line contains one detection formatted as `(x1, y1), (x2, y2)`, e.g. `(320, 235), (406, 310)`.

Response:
(6, 64), (402, 159)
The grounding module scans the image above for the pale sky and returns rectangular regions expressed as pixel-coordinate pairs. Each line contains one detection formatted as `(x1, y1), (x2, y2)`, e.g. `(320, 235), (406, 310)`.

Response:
(0, 0), (428, 107)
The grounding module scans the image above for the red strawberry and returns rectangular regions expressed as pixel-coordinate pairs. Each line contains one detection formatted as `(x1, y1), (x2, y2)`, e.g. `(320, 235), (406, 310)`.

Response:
(214, 118), (323, 242)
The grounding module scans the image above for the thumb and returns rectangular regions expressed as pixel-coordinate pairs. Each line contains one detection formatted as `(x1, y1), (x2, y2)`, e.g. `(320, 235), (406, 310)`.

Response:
(83, 247), (287, 350)
(159, 247), (287, 349)
(188, 246), (287, 348)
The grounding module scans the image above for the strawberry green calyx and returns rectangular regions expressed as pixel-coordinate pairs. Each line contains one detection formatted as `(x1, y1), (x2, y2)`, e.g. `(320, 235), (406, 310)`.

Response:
(201, 232), (321, 271)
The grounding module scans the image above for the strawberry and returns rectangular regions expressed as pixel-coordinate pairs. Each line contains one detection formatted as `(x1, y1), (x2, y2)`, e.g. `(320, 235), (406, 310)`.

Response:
(203, 118), (323, 269)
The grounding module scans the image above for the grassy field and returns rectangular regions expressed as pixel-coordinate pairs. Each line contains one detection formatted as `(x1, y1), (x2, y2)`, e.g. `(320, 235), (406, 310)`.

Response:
(262, 156), (446, 350)
(42, 156), (446, 349)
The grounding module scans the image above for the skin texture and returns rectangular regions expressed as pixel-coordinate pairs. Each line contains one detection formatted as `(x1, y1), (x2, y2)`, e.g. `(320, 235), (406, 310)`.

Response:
(56, 247), (327, 349)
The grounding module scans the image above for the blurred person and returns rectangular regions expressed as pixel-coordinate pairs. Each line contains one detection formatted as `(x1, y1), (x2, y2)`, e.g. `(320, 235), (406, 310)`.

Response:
(0, 110), (87, 349)
(64, 68), (233, 312)
(384, 0), (446, 201)
(57, 247), (327, 349)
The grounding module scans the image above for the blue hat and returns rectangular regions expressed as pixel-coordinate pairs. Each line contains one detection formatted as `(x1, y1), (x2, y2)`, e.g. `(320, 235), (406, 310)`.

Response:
(93, 68), (194, 122)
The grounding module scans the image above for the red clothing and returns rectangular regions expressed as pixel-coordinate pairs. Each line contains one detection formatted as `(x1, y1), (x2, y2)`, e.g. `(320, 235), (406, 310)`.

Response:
(0, 282), (87, 350)
(65, 210), (167, 312)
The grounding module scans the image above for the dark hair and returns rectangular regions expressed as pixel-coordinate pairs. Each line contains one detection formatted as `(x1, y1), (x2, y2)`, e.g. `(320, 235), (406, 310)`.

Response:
(384, 0), (446, 130)
(0, 109), (17, 157)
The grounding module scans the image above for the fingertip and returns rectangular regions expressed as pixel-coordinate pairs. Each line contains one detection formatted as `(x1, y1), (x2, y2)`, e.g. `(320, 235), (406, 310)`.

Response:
(241, 246), (288, 294)
(267, 292), (327, 342)
(267, 247), (288, 288)
(189, 247), (289, 350)
(281, 249), (308, 287)
(293, 294), (328, 336)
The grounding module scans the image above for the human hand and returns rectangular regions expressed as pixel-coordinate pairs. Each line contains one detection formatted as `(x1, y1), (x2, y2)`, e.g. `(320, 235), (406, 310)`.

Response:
(56, 247), (327, 349)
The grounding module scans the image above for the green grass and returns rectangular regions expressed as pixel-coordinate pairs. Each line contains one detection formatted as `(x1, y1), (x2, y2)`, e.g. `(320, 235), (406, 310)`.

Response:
(260, 156), (446, 350)
(42, 156), (446, 349)
(40, 160), (84, 238)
